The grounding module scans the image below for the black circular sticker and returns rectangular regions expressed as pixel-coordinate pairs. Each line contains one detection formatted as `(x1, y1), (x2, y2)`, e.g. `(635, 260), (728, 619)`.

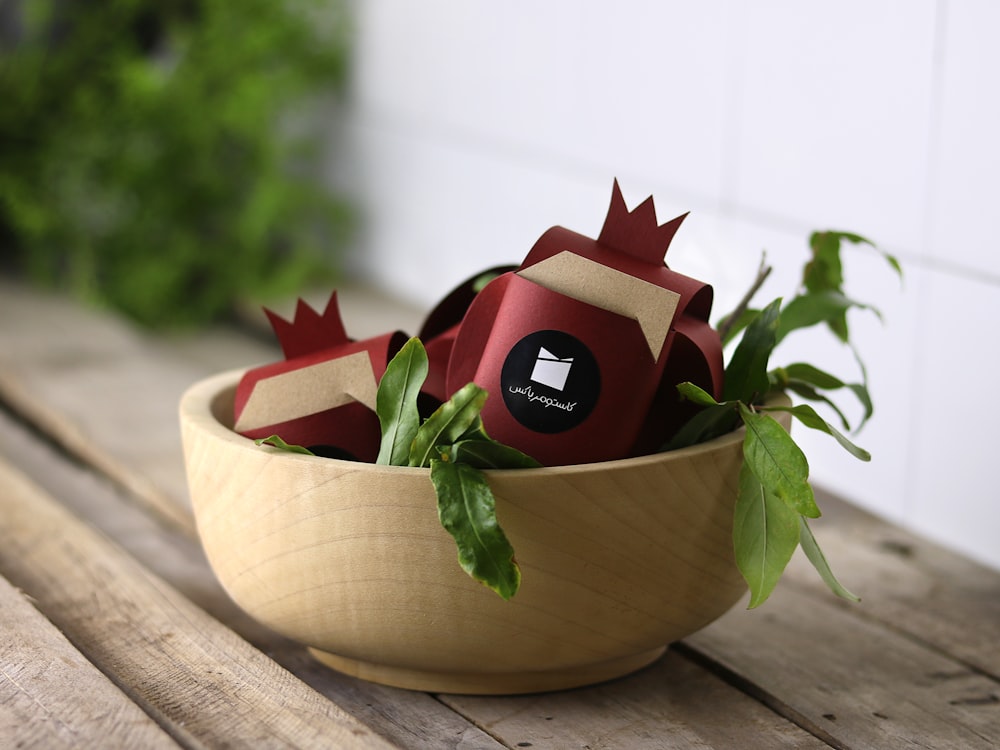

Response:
(500, 330), (600, 433)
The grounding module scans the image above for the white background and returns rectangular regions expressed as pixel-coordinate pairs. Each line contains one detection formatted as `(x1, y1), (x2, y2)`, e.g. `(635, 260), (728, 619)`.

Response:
(326, 1), (1000, 571)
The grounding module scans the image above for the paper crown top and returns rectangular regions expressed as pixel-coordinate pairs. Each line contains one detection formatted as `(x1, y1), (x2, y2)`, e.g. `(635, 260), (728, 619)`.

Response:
(264, 292), (350, 360)
(597, 179), (688, 264)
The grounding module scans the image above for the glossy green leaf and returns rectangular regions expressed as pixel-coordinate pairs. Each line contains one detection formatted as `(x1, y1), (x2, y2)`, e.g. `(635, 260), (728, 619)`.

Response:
(739, 403), (820, 518)
(676, 381), (721, 407)
(448, 439), (542, 470)
(761, 403), (871, 461)
(783, 381), (853, 431)
(254, 435), (315, 455)
(723, 298), (782, 403)
(430, 459), (520, 600)
(780, 362), (846, 390)
(456, 415), (495, 444)
(799, 517), (860, 602)
(772, 362), (873, 432)
(409, 382), (488, 468)
(375, 337), (429, 466)
(733, 463), (801, 608)
(664, 398), (741, 450)
(442, 412), (541, 468)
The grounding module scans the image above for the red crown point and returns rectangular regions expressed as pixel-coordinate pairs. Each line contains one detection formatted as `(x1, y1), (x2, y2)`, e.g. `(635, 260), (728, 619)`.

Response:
(264, 292), (351, 360)
(597, 179), (688, 264)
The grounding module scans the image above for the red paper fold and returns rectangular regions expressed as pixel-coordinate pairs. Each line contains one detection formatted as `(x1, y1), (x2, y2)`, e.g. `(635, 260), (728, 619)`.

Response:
(233, 293), (406, 462)
(445, 180), (723, 465)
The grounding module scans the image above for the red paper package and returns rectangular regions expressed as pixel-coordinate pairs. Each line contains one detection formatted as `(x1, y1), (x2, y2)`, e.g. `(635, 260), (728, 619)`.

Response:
(447, 180), (723, 466)
(233, 292), (406, 462)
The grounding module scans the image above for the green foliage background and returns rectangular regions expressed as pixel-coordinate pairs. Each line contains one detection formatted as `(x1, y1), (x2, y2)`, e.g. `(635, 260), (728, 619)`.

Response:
(0, 0), (353, 327)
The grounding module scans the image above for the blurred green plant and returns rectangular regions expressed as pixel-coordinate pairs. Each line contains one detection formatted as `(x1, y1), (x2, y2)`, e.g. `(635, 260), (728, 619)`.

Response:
(0, 0), (353, 327)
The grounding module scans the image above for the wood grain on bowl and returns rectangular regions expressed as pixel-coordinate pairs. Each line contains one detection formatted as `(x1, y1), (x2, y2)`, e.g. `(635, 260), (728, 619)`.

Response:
(181, 369), (790, 694)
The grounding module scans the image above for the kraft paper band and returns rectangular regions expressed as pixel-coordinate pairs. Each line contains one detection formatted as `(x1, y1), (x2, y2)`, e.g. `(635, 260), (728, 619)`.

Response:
(518, 251), (680, 361)
(234, 351), (378, 432)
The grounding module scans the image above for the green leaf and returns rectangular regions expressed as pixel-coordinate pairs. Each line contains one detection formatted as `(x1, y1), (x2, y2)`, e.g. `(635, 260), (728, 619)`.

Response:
(719, 307), (761, 347)
(454, 415), (487, 441)
(430, 459), (520, 600)
(739, 403), (820, 518)
(806, 230), (901, 293)
(761, 403), (871, 461)
(254, 435), (315, 455)
(409, 382), (488, 468)
(664, 398), (741, 450)
(733, 463), (801, 608)
(780, 362), (846, 390)
(723, 298), (782, 403)
(448, 439), (542, 470)
(776, 290), (881, 344)
(782, 381), (853, 431)
(772, 362), (872, 432)
(848, 342), (876, 427)
(441, 415), (541, 468)
(799, 517), (861, 602)
(847, 383), (874, 427)
(804, 231), (847, 295)
(793, 230), (899, 345)
(376, 337), (429, 466)
(676, 381), (722, 407)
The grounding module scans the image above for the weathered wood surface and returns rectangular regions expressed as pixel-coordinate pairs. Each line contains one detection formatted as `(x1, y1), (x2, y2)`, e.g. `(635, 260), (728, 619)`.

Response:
(0, 458), (398, 750)
(440, 650), (831, 750)
(686, 585), (1000, 749)
(781, 496), (1000, 678)
(1, 278), (999, 749)
(0, 574), (180, 750)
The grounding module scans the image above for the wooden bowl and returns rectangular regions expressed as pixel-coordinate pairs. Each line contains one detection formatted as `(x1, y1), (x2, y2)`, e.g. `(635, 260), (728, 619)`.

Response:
(180, 369), (786, 694)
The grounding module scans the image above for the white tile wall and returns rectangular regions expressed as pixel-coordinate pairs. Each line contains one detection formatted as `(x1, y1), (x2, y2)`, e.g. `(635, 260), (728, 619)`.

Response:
(731, 1), (937, 251)
(928, 0), (1000, 277)
(907, 269), (1000, 571)
(330, 0), (1000, 570)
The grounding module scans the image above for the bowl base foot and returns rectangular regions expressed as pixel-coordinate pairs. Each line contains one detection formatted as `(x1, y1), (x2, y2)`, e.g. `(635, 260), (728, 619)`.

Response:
(307, 645), (667, 695)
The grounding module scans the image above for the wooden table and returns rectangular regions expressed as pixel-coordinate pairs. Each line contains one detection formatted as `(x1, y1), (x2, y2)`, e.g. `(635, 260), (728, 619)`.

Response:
(1, 278), (998, 749)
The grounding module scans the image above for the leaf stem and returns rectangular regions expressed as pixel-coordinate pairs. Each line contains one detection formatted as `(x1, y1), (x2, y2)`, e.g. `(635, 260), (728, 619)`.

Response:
(717, 254), (773, 343)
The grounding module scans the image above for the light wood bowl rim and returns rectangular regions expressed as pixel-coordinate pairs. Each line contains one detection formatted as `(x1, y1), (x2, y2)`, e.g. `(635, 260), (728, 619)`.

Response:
(179, 367), (772, 475)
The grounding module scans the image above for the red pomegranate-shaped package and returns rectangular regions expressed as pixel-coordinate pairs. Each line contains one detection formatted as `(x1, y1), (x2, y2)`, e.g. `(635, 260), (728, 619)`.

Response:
(233, 293), (406, 462)
(446, 180), (723, 466)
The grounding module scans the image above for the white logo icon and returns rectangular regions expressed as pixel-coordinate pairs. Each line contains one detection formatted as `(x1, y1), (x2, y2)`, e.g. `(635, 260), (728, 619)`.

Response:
(530, 347), (574, 391)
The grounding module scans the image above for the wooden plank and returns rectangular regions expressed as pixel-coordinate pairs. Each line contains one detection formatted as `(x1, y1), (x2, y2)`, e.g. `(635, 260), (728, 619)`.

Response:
(684, 584), (1000, 749)
(441, 649), (830, 750)
(0, 279), (228, 532)
(0, 457), (398, 750)
(783, 490), (1000, 679)
(0, 406), (279, 645)
(0, 574), (180, 750)
(274, 648), (510, 750)
(0, 408), (509, 750)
